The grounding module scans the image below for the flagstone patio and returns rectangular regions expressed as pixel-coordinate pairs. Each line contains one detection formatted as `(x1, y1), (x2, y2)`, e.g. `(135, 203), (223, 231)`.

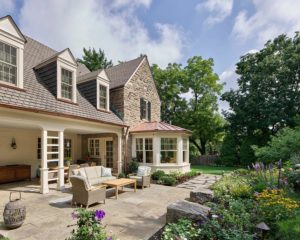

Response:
(0, 180), (190, 240)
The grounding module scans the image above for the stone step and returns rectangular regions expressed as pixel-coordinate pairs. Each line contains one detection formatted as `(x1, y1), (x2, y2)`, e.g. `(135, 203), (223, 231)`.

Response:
(166, 200), (211, 223)
(190, 188), (214, 204)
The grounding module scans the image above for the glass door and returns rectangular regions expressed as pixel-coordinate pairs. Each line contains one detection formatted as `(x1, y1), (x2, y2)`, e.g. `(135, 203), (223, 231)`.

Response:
(106, 141), (113, 168)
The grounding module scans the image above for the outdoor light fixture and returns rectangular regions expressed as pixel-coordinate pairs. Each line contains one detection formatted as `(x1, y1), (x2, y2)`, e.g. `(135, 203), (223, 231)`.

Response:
(11, 138), (17, 149)
(256, 222), (270, 239)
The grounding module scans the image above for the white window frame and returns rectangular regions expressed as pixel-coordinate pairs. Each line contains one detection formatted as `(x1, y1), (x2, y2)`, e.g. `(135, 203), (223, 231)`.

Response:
(97, 78), (109, 111)
(135, 137), (153, 164)
(182, 138), (188, 163)
(140, 98), (151, 121)
(160, 138), (177, 164)
(88, 138), (100, 158)
(60, 68), (73, 100)
(0, 36), (24, 89)
(57, 59), (77, 103)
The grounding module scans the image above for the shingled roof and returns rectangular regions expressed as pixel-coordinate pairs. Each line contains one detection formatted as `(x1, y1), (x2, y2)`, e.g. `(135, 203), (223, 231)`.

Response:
(105, 56), (144, 89)
(0, 36), (124, 126)
(130, 121), (192, 134)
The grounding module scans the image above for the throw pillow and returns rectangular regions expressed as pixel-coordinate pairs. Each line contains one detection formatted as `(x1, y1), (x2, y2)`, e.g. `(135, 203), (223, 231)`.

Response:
(137, 166), (148, 177)
(102, 167), (112, 177)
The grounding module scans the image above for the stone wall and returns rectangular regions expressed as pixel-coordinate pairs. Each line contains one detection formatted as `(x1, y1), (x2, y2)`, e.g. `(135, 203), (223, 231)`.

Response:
(123, 58), (161, 128)
(110, 87), (124, 117)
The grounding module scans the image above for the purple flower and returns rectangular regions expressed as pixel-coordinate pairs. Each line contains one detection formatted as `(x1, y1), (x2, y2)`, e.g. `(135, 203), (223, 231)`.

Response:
(106, 237), (113, 240)
(71, 211), (78, 220)
(95, 209), (106, 221)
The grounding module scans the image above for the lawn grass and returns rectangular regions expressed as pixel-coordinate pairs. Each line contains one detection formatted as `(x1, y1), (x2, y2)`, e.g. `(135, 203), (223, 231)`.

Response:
(191, 165), (239, 175)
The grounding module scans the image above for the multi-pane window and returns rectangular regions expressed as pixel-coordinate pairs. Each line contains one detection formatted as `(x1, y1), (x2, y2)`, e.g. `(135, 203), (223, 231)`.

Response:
(140, 98), (151, 121)
(0, 41), (17, 85)
(161, 138), (177, 164)
(136, 138), (143, 163)
(183, 138), (188, 162)
(145, 138), (153, 163)
(106, 141), (113, 168)
(99, 84), (107, 109)
(88, 138), (100, 158)
(61, 68), (73, 100)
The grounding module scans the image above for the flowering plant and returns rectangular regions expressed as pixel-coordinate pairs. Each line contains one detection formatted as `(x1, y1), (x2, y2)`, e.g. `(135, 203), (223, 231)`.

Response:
(256, 189), (300, 226)
(68, 208), (115, 240)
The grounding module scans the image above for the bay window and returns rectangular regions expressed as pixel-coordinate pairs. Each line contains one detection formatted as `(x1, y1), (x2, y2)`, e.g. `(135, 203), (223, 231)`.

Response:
(161, 138), (177, 164)
(136, 137), (153, 163)
(183, 138), (188, 162)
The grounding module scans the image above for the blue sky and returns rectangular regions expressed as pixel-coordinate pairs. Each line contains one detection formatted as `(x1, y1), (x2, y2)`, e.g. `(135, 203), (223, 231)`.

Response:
(1, 0), (300, 110)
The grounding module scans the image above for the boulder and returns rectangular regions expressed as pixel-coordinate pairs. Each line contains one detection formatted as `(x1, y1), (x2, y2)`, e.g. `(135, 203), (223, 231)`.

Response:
(166, 200), (211, 223)
(190, 188), (214, 204)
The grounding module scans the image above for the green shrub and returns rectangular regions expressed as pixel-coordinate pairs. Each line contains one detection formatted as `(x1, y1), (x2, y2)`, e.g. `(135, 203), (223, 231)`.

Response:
(162, 219), (200, 240)
(127, 159), (139, 173)
(151, 170), (165, 180)
(239, 138), (256, 166)
(233, 168), (250, 176)
(168, 171), (182, 179)
(285, 169), (300, 192)
(219, 133), (239, 166)
(186, 170), (199, 178)
(276, 215), (300, 240)
(230, 183), (253, 199)
(118, 172), (126, 178)
(159, 176), (177, 186)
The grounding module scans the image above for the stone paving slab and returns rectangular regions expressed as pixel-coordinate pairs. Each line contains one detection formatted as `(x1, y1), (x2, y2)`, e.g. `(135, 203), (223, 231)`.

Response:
(0, 180), (190, 240)
(176, 174), (221, 190)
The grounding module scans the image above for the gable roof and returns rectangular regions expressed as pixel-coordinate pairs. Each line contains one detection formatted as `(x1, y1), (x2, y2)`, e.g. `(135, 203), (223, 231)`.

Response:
(105, 56), (144, 89)
(130, 121), (192, 134)
(0, 15), (26, 43)
(0, 36), (124, 127)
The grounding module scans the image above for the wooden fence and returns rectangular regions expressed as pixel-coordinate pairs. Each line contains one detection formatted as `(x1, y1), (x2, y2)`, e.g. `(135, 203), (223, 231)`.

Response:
(190, 155), (219, 165)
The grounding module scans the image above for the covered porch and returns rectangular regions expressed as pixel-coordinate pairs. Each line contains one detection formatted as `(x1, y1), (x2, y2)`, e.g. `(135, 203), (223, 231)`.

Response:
(0, 107), (124, 194)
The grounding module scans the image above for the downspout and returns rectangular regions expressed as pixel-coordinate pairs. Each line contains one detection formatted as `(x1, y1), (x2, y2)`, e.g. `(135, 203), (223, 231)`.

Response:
(123, 126), (130, 173)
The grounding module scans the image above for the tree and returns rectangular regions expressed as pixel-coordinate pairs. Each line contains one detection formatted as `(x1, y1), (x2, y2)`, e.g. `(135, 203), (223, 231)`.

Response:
(221, 33), (300, 162)
(218, 132), (239, 166)
(77, 48), (113, 71)
(153, 56), (224, 155)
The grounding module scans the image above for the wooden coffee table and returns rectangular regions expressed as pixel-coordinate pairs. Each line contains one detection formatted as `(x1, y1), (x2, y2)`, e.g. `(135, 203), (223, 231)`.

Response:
(102, 178), (137, 199)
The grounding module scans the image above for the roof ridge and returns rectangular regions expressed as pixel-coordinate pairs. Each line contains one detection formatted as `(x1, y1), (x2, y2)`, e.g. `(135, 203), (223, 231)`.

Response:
(106, 56), (144, 71)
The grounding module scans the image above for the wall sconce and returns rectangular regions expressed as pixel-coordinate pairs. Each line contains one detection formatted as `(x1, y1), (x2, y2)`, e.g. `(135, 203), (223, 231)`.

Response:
(11, 138), (17, 149)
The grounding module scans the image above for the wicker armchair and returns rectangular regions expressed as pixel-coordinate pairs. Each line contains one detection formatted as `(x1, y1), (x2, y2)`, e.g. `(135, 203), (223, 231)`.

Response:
(70, 176), (106, 208)
(128, 166), (151, 189)
(68, 164), (79, 182)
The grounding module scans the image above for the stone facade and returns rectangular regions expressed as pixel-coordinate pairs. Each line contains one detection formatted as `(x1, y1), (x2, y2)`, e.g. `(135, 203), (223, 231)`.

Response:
(109, 57), (161, 162)
(109, 58), (161, 128)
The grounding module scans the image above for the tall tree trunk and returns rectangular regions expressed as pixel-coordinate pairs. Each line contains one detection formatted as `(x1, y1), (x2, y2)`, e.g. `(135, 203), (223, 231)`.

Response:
(190, 138), (206, 155)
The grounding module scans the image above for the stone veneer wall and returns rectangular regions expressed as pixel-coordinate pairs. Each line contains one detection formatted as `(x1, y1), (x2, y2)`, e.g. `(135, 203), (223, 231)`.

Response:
(123, 59), (161, 128)
(110, 87), (124, 117)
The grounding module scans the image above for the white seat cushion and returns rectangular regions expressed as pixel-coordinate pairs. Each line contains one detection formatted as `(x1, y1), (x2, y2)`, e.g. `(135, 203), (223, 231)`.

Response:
(101, 167), (112, 177)
(137, 166), (151, 177)
(72, 169), (80, 176)
(95, 166), (103, 178)
(84, 167), (98, 179)
(129, 175), (142, 181)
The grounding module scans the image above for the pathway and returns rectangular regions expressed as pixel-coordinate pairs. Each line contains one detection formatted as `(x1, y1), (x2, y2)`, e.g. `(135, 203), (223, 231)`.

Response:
(176, 174), (221, 190)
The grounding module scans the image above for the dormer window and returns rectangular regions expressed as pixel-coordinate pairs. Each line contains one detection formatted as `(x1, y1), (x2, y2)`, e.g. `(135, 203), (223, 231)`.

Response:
(0, 41), (17, 85)
(99, 84), (107, 109)
(61, 68), (73, 100)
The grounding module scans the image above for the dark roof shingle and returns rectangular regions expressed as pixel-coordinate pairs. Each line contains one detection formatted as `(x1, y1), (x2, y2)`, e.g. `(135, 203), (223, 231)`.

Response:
(0, 36), (124, 126)
(105, 56), (144, 89)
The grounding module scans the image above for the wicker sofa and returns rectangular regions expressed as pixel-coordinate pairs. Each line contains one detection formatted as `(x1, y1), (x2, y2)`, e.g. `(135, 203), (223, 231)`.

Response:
(70, 166), (116, 208)
(71, 166), (116, 186)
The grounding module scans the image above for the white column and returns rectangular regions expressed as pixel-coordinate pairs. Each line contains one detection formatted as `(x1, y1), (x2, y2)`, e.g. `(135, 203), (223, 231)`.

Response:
(57, 131), (65, 190)
(117, 133), (122, 174)
(186, 138), (190, 163)
(153, 135), (160, 166)
(40, 129), (49, 194)
(132, 136), (136, 158)
(177, 136), (183, 165)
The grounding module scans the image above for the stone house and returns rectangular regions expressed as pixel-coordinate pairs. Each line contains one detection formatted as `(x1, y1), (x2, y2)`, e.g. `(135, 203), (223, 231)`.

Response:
(0, 15), (190, 194)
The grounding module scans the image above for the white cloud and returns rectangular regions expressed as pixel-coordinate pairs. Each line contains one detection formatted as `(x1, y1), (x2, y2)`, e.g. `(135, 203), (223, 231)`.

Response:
(0, 0), (15, 15)
(196, 0), (233, 26)
(232, 0), (300, 45)
(17, 0), (184, 67)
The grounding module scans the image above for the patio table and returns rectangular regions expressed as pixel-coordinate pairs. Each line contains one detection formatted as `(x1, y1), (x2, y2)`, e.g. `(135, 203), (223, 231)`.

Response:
(102, 178), (137, 199)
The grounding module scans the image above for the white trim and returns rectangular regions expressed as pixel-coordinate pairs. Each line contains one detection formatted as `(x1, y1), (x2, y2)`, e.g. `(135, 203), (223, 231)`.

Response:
(97, 77), (110, 111)
(57, 60), (77, 102)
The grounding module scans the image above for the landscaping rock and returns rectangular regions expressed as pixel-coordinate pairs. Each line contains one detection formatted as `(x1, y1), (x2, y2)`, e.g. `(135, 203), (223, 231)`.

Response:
(166, 200), (211, 223)
(190, 188), (214, 204)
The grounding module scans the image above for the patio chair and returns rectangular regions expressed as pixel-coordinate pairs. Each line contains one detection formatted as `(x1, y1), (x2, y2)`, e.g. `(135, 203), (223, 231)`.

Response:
(68, 164), (79, 182)
(128, 166), (151, 189)
(70, 176), (106, 208)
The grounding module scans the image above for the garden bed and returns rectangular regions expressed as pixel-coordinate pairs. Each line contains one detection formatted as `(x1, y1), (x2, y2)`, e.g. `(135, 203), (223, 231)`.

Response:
(151, 170), (201, 186)
(158, 163), (300, 239)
